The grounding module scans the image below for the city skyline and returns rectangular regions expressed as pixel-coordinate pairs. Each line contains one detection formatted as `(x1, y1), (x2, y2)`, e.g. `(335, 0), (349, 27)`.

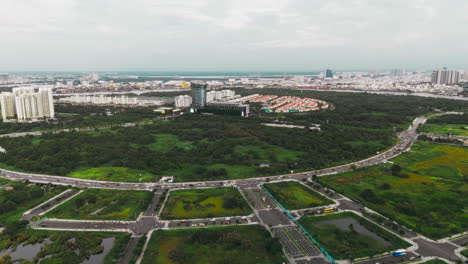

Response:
(2, 0), (468, 71)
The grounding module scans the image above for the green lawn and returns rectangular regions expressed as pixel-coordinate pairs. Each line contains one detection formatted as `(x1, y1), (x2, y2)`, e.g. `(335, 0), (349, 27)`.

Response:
(320, 142), (468, 239)
(46, 189), (152, 220)
(141, 226), (286, 264)
(460, 248), (468, 258)
(264, 181), (333, 210)
(298, 212), (411, 259)
(0, 229), (129, 264)
(160, 188), (252, 220)
(68, 167), (159, 182)
(150, 134), (193, 152)
(421, 123), (468, 137)
(0, 179), (65, 225)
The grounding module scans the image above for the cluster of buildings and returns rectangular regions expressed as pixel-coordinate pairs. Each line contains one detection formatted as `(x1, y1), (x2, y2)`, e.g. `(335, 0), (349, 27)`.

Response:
(60, 95), (138, 105)
(431, 68), (461, 85)
(0, 87), (55, 122)
(233, 94), (329, 113)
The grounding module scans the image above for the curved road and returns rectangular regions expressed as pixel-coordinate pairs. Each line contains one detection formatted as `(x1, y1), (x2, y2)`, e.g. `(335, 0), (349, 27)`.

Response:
(1, 112), (458, 191)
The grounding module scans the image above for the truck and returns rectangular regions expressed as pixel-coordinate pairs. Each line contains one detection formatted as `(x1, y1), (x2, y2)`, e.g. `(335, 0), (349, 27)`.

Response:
(392, 249), (407, 256)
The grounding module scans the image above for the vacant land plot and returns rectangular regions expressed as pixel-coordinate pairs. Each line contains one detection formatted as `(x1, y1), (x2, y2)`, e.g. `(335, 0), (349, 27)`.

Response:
(150, 134), (193, 152)
(298, 212), (410, 259)
(264, 181), (333, 210)
(160, 188), (252, 220)
(141, 225), (285, 264)
(68, 167), (159, 182)
(46, 189), (152, 220)
(320, 142), (468, 239)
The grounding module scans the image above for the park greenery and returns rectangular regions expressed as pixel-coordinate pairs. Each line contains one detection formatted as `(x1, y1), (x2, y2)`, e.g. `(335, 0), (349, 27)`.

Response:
(264, 181), (333, 210)
(419, 113), (468, 136)
(460, 249), (468, 258)
(160, 188), (252, 219)
(46, 189), (152, 220)
(0, 179), (65, 225)
(421, 259), (449, 264)
(0, 229), (129, 264)
(0, 91), (466, 182)
(320, 142), (467, 239)
(141, 225), (285, 264)
(298, 212), (411, 260)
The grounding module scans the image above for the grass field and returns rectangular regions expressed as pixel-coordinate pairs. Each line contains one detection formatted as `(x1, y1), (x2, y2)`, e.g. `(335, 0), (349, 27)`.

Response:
(298, 212), (411, 259)
(150, 134), (193, 152)
(141, 225), (286, 264)
(160, 188), (252, 220)
(0, 179), (65, 225)
(421, 123), (468, 136)
(0, 229), (129, 264)
(264, 181), (333, 210)
(320, 142), (468, 239)
(68, 167), (159, 182)
(461, 248), (468, 258)
(46, 189), (152, 220)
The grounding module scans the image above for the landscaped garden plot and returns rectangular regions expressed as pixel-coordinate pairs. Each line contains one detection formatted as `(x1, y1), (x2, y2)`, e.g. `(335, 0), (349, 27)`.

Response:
(0, 229), (129, 264)
(264, 181), (333, 210)
(46, 189), (152, 220)
(298, 212), (410, 259)
(141, 225), (286, 264)
(320, 142), (468, 239)
(160, 188), (251, 220)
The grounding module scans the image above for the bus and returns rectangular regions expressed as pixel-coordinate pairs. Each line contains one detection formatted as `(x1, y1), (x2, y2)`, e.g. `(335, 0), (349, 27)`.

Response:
(323, 208), (335, 214)
(392, 249), (407, 256)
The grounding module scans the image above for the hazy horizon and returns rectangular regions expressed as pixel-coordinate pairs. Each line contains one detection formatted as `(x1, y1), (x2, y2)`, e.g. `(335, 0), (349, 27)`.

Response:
(2, 0), (468, 72)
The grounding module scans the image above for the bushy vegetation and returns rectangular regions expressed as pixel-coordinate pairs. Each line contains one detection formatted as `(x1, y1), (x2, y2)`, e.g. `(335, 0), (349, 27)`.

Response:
(141, 226), (285, 264)
(421, 259), (449, 264)
(0, 179), (65, 225)
(320, 142), (468, 239)
(160, 188), (251, 219)
(264, 181), (333, 210)
(298, 212), (410, 259)
(46, 189), (152, 220)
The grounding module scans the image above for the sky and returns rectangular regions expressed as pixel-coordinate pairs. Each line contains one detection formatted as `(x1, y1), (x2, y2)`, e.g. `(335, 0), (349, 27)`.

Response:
(1, 0), (468, 72)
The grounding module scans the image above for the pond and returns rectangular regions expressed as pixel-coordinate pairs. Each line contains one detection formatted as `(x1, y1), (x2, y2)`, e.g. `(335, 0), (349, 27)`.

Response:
(315, 217), (391, 247)
(81, 237), (115, 264)
(0, 239), (50, 261)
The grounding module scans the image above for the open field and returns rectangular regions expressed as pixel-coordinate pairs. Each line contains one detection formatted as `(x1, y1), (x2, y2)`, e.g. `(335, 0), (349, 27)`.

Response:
(0, 179), (65, 225)
(149, 134), (193, 152)
(298, 212), (411, 259)
(320, 142), (468, 239)
(420, 113), (468, 136)
(264, 181), (333, 210)
(160, 188), (252, 220)
(0, 229), (129, 264)
(141, 225), (285, 264)
(68, 167), (159, 182)
(46, 189), (152, 220)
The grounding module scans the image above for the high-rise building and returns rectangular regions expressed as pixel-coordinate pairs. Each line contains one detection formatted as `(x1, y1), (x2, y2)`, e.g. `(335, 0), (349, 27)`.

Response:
(0, 87), (55, 122)
(175, 95), (192, 107)
(325, 69), (333, 78)
(0, 93), (16, 120)
(191, 81), (207, 108)
(431, 69), (460, 85)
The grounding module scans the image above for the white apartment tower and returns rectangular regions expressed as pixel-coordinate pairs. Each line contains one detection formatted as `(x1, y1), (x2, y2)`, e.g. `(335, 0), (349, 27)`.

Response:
(431, 69), (460, 85)
(0, 87), (55, 122)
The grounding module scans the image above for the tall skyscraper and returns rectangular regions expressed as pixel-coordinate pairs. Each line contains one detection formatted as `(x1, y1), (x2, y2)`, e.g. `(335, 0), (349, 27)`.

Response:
(431, 69), (460, 85)
(191, 81), (207, 108)
(325, 69), (334, 78)
(0, 87), (55, 122)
